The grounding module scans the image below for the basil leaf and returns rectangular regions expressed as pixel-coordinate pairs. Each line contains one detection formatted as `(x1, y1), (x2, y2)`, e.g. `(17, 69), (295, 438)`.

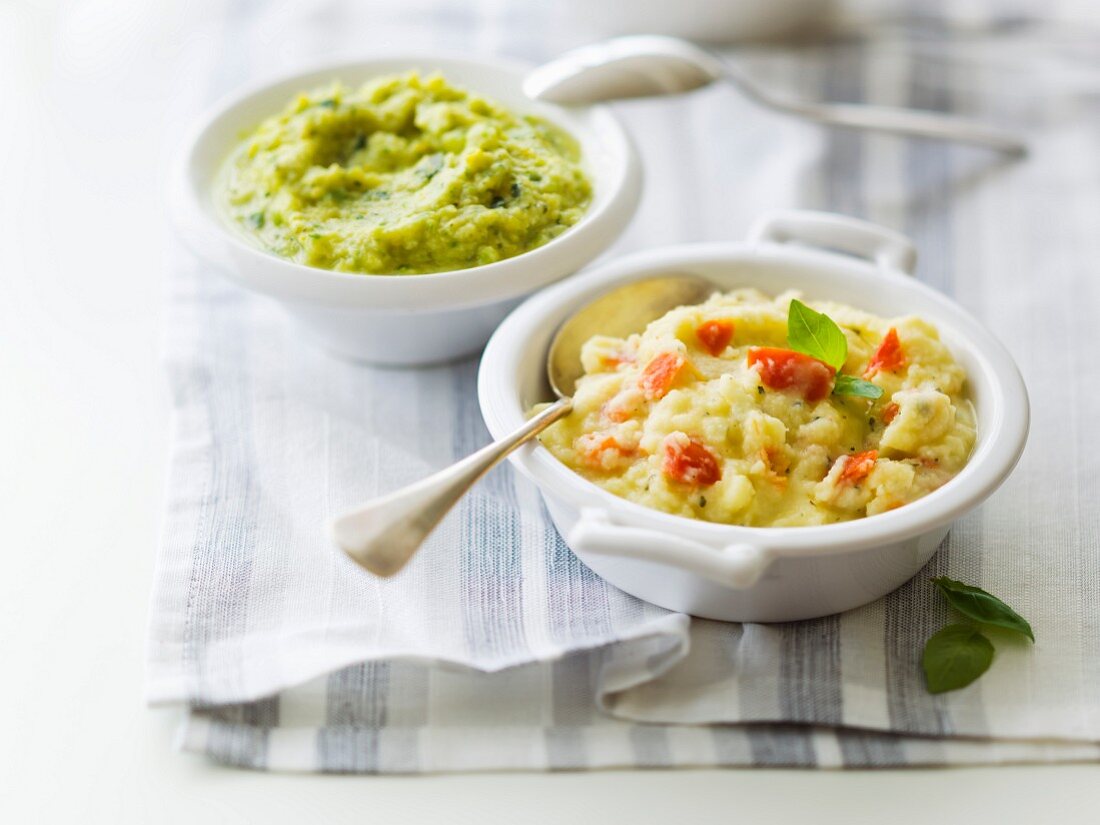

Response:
(833, 374), (884, 399)
(922, 624), (995, 694)
(932, 577), (1035, 641)
(787, 299), (848, 371)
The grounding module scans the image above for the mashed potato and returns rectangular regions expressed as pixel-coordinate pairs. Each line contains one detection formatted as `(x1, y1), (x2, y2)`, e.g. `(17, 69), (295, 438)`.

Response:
(537, 289), (976, 526)
(218, 72), (591, 274)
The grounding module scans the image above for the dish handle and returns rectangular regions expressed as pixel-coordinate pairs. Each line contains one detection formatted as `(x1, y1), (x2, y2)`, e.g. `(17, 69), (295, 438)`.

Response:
(568, 508), (775, 590)
(748, 210), (917, 276)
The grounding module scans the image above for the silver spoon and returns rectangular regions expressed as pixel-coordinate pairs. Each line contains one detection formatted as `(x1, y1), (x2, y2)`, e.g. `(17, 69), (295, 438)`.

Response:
(524, 35), (1027, 156)
(330, 274), (717, 577)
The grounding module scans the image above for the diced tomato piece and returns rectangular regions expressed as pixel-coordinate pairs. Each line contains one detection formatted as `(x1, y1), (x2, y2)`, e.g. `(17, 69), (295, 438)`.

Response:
(838, 450), (878, 485)
(575, 433), (636, 470)
(696, 320), (734, 356)
(639, 352), (687, 400)
(864, 327), (905, 378)
(882, 401), (900, 424)
(662, 435), (722, 486)
(746, 347), (835, 402)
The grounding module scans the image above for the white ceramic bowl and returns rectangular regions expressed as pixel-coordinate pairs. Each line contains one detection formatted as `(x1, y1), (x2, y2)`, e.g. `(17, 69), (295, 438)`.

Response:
(478, 210), (1029, 622)
(170, 55), (641, 365)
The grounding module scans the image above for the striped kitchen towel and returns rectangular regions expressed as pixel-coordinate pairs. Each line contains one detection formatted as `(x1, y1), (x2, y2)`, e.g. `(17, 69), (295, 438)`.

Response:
(148, 1), (1100, 770)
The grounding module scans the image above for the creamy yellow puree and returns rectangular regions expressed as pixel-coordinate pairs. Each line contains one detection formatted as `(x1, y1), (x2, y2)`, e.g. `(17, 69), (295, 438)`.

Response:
(218, 72), (591, 274)
(537, 289), (976, 526)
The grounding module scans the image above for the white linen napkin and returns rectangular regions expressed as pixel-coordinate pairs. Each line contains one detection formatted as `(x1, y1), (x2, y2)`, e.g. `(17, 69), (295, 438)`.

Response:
(148, 1), (1100, 770)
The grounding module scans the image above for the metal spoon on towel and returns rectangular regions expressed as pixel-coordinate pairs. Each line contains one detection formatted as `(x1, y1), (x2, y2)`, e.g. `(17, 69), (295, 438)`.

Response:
(524, 35), (1026, 156)
(331, 274), (718, 577)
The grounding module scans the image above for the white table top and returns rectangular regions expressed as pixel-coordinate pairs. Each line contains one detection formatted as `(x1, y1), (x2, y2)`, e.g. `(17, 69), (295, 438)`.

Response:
(3, 2), (1097, 821)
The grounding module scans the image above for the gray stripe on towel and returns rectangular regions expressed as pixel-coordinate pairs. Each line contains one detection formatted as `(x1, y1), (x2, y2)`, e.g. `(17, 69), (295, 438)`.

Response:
(201, 696), (279, 770)
(453, 359), (529, 660)
(325, 661), (389, 772)
(746, 725), (818, 767)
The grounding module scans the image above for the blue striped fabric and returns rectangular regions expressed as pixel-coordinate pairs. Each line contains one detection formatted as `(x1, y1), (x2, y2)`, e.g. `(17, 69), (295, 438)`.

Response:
(148, 1), (1100, 770)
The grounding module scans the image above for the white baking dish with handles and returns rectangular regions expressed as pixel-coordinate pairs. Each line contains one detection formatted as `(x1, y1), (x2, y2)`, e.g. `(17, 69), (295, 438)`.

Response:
(477, 210), (1029, 622)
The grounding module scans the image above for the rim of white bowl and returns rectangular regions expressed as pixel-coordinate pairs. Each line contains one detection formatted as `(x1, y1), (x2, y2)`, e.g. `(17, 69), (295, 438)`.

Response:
(478, 240), (1030, 558)
(170, 52), (642, 311)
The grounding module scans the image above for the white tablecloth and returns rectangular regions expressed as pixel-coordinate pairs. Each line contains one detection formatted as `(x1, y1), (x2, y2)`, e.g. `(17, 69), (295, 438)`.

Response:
(148, 0), (1100, 771)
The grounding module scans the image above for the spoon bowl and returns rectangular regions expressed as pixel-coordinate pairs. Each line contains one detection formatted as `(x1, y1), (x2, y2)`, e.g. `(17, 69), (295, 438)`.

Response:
(523, 36), (721, 105)
(548, 274), (717, 398)
(331, 274), (718, 577)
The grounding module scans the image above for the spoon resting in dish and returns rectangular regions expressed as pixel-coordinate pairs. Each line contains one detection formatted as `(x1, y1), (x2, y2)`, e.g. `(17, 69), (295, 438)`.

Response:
(330, 274), (718, 577)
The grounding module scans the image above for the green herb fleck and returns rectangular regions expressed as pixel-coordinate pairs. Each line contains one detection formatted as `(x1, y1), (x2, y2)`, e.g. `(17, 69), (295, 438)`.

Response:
(248, 212), (265, 229)
(417, 153), (445, 181)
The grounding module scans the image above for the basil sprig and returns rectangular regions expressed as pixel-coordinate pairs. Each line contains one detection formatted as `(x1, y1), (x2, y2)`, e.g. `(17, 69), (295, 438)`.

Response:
(922, 578), (1035, 694)
(786, 300), (883, 399)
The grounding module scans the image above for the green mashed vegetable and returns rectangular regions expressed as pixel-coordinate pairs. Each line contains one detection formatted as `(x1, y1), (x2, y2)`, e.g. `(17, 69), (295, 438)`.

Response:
(218, 72), (593, 274)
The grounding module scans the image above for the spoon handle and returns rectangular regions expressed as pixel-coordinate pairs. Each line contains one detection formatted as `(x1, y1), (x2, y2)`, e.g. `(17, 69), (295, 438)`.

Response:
(330, 398), (573, 577)
(720, 63), (1027, 156)
(780, 99), (1028, 156)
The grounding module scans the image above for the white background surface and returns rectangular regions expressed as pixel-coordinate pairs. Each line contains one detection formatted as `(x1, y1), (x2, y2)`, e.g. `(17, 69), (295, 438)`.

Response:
(2, 1), (1098, 821)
